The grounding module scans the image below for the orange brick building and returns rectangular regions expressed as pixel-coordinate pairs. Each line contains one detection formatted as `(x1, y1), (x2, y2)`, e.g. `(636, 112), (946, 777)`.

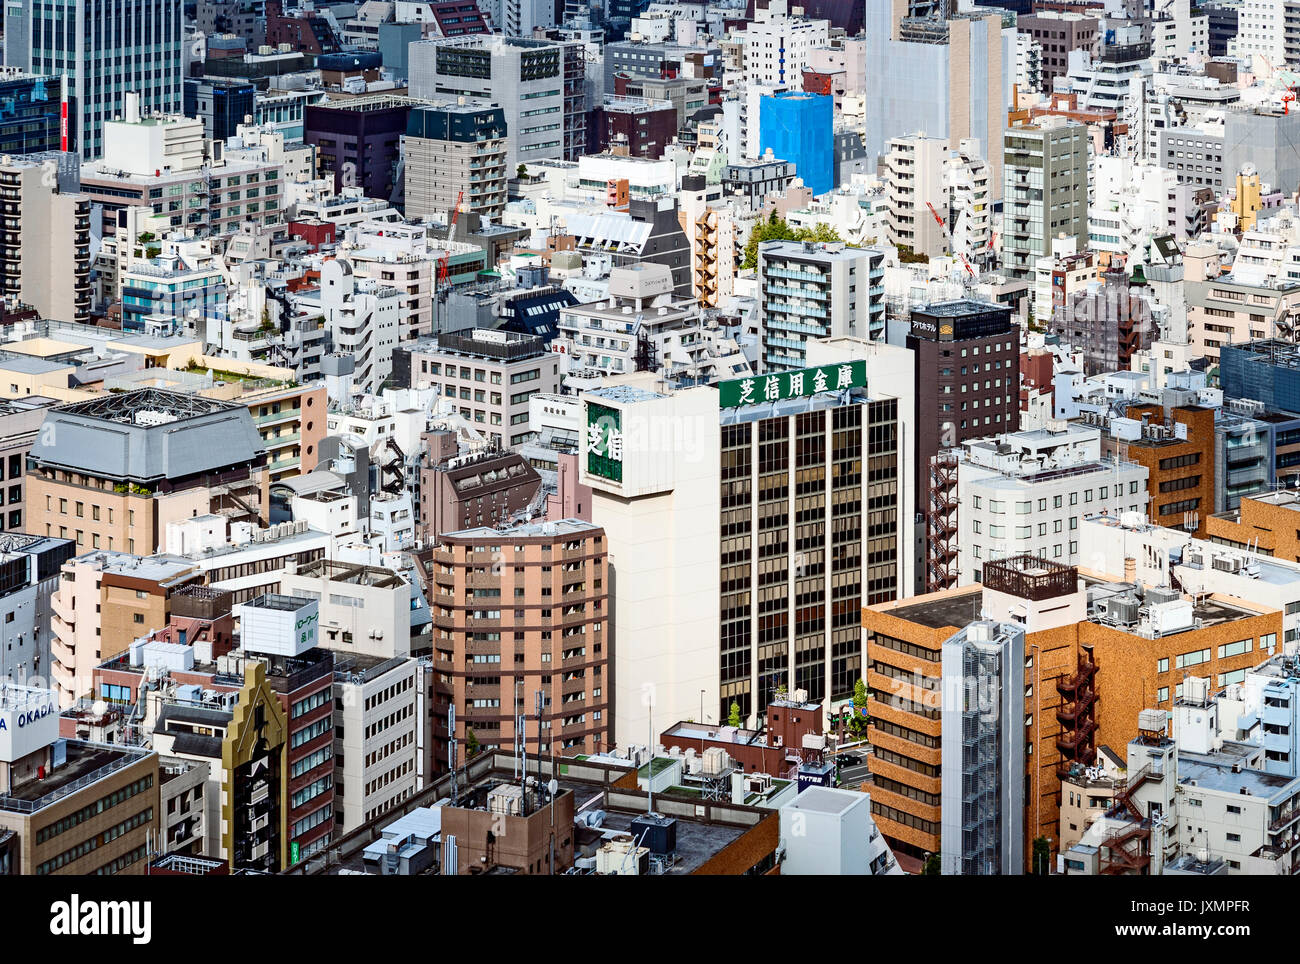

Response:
(1106, 404), (1216, 537)
(1207, 491), (1300, 563)
(863, 554), (1280, 872)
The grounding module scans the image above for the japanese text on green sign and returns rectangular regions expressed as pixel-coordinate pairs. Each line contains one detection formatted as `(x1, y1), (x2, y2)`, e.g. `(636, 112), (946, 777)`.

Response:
(718, 360), (866, 408)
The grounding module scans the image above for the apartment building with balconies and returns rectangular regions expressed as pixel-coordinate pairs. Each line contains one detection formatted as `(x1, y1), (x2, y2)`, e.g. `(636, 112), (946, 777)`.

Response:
(0, 157), (92, 324)
(428, 518), (610, 756)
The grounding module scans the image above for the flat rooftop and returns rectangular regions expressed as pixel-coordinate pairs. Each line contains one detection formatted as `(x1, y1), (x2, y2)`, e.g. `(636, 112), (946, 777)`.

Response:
(1180, 755), (1300, 801)
(599, 808), (744, 875)
(1, 741), (152, 809)
(873, 588), (983, 631)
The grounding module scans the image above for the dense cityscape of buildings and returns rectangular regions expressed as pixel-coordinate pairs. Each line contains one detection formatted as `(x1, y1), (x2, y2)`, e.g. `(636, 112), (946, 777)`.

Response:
(0, 0), (1298, 891)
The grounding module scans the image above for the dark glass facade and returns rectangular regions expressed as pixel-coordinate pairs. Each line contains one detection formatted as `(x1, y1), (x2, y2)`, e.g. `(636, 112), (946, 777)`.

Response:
(0, 75), (62, 156)
(718, 394), (898, 724)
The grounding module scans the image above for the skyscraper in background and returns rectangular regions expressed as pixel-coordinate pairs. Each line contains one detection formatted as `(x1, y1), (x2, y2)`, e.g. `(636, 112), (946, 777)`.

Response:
(4, 0), (184, 159)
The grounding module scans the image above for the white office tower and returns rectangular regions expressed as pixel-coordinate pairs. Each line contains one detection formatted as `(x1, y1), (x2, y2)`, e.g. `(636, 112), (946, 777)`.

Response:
(940, 619), (1025, 875)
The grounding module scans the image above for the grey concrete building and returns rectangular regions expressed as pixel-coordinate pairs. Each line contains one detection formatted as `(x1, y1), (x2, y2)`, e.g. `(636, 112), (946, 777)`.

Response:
(404, 104), (508, 222)
(1002, 119), (1089, 279)
(758, 240), (887, 371)
(1156, 126), (1225, 190)
(1225, 109), (1300, 195)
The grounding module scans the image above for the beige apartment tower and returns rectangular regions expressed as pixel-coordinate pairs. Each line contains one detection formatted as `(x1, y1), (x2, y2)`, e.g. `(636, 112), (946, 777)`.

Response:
(0, 159), (92, 323)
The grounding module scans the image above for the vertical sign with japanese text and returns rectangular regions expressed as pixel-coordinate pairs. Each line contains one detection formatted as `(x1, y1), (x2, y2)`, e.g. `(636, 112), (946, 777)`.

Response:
(586, 401), (623, 482)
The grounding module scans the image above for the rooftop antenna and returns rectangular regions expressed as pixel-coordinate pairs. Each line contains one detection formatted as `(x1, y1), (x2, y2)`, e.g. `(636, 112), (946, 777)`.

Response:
(448, 702), (458, 807)
(647, 696), (654, 816)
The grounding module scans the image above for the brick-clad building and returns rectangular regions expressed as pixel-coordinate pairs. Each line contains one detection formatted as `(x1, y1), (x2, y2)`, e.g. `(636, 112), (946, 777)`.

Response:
(428, 519), (610, 757)
(1209, 491), (1300, 562)
(1105, 404), (1216, 537)
(863, 554), (1280, 872)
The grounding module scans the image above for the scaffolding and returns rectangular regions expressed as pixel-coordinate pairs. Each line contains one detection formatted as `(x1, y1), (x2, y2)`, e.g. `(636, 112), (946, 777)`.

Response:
(956, 646), (1006, 875)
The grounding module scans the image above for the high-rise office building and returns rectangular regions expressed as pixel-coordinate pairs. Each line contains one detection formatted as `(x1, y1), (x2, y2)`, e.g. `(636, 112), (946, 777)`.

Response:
(4, 0), (184, 159)
(940, 619), (1025, 876)
(409, 36), (584, 171)
(0, 73), (64, 155)
(864, 0), (1014, 200)
(1002, 119), (1089, 279)
(757, 240), (886, 372)
(907, 300), (1020, 592)
(581, 359), (907, 740)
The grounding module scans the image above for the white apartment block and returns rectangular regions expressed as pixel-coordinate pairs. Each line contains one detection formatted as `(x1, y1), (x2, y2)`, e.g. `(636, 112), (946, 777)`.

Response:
(1063, 694), (1300, 876)
(279, 559), (413, 660)
(333, 654), (420, 834)
(957, 421), (1150, 585)
(409, 328), (562, 449)
(555, 264), (752, 386)
(339, 221), (437, 345)
(1078, 512), (1300, 655)
(312, 258), (403, 396)
(1231, 0), (1287, 63)
(880, 134), (951, 261)
(741, 16), (830, 88)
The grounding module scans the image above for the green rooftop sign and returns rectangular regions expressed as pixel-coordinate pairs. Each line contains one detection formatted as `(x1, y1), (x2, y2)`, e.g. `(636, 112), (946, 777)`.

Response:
(586, 401), (623, 482)
(718, 360), (866, 409)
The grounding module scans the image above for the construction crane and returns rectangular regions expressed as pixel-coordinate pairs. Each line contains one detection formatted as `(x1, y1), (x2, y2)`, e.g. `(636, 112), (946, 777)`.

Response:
(437, 189), (465, 293)
(434, 190), (464, 333)
(925, 201), (975, 278)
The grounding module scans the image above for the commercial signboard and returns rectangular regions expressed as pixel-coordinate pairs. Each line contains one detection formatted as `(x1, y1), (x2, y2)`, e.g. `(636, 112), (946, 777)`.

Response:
(0, 684), (58, 763)
(717, 360), (866, 409)
(585, 401), (623, 482)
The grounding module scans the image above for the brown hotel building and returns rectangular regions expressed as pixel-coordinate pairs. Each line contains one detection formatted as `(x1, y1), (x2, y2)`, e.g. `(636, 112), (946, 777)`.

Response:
(428, 518), (609, 759)
(863, 554), (1280, 872)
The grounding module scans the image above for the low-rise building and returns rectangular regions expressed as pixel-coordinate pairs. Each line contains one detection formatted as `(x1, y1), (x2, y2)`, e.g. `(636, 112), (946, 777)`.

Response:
(0, 683), (159, 875)
(957, 420), (1149, 584)
(407, 328), (561, 450)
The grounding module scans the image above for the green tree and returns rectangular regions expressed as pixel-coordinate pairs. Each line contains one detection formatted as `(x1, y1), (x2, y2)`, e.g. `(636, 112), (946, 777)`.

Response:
(848, 678), (869, 738)
(728, 701), (742, 727)
(742, 211), (798, 269)
(741, 213), (846, 269)
(466, 727), (481, 758)
(923, 852), (941, 875)
(797, 222), (842, 244)
(516, 164), (529, 179)
(1032, 837), (1052, 875)
(896, 243), (930, 265)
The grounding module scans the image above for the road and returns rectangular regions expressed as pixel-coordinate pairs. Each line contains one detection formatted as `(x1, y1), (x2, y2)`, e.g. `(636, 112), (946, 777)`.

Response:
(834, 747), (873, 787)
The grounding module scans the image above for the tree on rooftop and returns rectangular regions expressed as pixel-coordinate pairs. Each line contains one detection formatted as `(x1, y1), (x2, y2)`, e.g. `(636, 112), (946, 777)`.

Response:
(728, 701), (742, 728)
